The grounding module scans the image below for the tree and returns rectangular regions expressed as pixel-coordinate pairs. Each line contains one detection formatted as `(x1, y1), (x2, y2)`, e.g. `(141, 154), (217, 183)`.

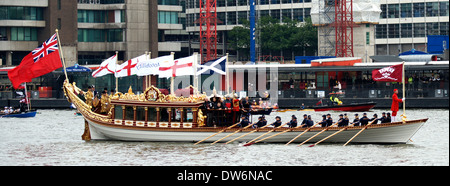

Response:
(228, 16), (318, 61)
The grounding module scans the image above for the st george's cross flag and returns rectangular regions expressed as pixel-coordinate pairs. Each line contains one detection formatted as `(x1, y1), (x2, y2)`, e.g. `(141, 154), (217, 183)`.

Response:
(8, 33), (62, 89)
(372, 63), (403, 82)
(196, 56), (226, 76)
(158, 55), (195, 78)
(92, 54), (117, 78)
(115, 54), (147, 78)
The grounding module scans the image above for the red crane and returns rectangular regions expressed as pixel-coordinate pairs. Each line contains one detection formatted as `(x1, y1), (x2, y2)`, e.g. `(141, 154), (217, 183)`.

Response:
(198, 0), (218, 64)
(334, 0), (354, 57)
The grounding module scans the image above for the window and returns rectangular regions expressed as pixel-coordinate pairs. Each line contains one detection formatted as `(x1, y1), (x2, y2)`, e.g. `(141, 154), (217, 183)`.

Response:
(413, 23), (425, 37)
(376, 24), (387, 39)
(227, 11), (236, 25)
(158, 11), (179, 24)
(366, 32), (370, 45)
(426, 2), (439, 17)
(388, 4), (399, 18)
(413, 3), (424, 17)
(388, 24), (399, 38)
(426, 22), (439, 36)
(439, 2), (449, 16)
(10, 27), (38, 41)
(400, 3), (412, 18)
(400, 23), (412, 38)
(0, 7), (43, 20)
(107, 29), (123, 42)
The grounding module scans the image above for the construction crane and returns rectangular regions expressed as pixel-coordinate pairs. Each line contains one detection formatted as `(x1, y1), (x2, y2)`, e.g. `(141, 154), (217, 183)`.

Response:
(334, 0), (354, 57)
(198, 0), (218, 64)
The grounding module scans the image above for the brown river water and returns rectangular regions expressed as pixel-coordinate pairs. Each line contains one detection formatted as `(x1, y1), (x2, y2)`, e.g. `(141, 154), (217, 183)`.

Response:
(0, 109), (448, 166)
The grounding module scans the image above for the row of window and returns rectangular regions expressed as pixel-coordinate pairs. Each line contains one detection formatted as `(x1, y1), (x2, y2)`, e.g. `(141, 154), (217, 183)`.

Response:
(376, 22), (449, 39)
(186, 8), (311, 26)
(78, 29), (124, 42)
(0, 7), (44, 21)
(0, 27), (39, 41)
(158, 0), (180, 6)
(114, 106), (194, 123)
(158, 11), (179, 24)
(381, 2), (449, 19)
(77, 0), (125, 4)
(78, 10), (125, 23)
(186, 0), (312, 9)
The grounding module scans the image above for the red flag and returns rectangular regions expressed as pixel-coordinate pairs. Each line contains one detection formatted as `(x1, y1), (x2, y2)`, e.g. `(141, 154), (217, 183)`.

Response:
(8, 34), (62, 89)
(372, 64), (403, 82)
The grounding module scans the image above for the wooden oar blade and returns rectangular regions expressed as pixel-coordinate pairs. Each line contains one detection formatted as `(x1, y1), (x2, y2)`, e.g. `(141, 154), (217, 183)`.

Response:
(308, 144), (316, 147)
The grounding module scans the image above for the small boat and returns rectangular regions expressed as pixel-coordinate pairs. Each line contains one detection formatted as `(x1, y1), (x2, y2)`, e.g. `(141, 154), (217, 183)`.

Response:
(0, 111), (37, 118)
(63, 81), (426, 144)
(312, 102), (377, 112)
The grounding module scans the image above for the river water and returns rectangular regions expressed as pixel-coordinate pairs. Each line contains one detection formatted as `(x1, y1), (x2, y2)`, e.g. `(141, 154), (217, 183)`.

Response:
(0, 109), (448, 166)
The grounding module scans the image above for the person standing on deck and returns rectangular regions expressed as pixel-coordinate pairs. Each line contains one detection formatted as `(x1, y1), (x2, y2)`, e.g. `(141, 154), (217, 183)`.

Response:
(391, 89), (405, 122)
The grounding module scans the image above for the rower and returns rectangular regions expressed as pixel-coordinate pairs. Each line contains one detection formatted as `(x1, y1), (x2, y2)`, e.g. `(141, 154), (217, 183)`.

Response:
(351, 114), (360, 126)
(319, 115), (327, 127)
(253, 116), (265, 128)
(386, 112), (392, 123)
(343, 114), (350, 126)
(288, 115), (298, 128)
(337, 114), (346, 127)
(271, 116), (282, 127)
(300, 114), (308, 126)
(380, 112), (388, 123)
(326, 114), (333, 127)
(238, 116), (250, 127)
(360, 113), (370, 126)
(370, 114), (379, 124)
(305, 115), (314, 128)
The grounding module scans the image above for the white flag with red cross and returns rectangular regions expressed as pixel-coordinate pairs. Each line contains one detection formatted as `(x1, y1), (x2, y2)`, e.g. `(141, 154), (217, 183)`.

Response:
(158, 55), (196, 78)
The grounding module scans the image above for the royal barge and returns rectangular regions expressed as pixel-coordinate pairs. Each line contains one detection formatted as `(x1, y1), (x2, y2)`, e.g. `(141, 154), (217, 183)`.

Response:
(63, 81), (427, 144)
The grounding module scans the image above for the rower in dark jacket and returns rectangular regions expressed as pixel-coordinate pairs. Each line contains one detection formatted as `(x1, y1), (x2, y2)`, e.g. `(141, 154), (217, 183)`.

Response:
(253, 116), (265, 128)
(386, 112), (392, 123)
(351, 114), (361, 126)
(370, 113), (379, 124)
(337, 114), (346, 127)
(360, 113), (370, 126)
(343, 114), (350, 126)
(326, 114), (333, 127)
(380, 112), (388, 123)
(300, 114), (308, 126)
(319, 115), (327, 127)
(238, 116), (250, 127)
(288, 115), (298, 128)
(271, 116), (282, 127)
(304, 115), (314, 128)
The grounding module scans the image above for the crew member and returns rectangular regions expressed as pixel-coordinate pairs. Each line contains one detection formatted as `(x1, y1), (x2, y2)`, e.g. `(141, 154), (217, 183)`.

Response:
(386, 112), (392, 123)
(288, 115), (298, 128)
(391, 89), (405, 122)
(351, 114), (360, 126)
(319, 115), (327, 127)
(253, 116), (265, 128)
(337, 114), (346, 127)
(326, 114), (333, 127)
(343, 114), (350, 126)
(271, 116), (282, 127)
(330, 93), (342, 105)
(305, 115), (314, 128)
(85, 86), (94, 107)
(300, 114), (308, 126)
(238, 116), (250, 127)
(360, 113), (370, 126)
(370, 114), (379, 124)
(380, 112), (388, 123)
(100, 90), (110, 114)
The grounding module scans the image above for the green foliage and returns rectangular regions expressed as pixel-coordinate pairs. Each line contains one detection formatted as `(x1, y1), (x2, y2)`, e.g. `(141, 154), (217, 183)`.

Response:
(228, 16), (318, 57)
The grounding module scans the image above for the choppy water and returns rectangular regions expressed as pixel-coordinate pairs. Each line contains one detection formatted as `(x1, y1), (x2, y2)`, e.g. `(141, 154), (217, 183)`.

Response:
(0, 109), (448, 166)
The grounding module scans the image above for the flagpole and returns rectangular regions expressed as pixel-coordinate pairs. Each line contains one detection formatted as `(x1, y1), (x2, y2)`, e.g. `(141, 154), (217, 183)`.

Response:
(170, 52), (175, 95)
(115, 51), (119, 93)
(24, 83), (31, 111)
(225, 53), (229, 95)
(147, 52), (152, 89)
(55, 29), (69, 82)
(402, 61), (406, 122)
(193, 52), (199, 95)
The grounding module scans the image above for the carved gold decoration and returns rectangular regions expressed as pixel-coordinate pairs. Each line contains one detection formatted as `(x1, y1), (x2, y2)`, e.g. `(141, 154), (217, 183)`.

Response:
(197, 109), (206, 127)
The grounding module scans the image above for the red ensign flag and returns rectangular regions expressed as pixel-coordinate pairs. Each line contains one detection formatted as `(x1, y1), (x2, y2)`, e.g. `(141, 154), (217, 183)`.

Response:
(372, 63), (403, 82)
(8, 34), (62, 89)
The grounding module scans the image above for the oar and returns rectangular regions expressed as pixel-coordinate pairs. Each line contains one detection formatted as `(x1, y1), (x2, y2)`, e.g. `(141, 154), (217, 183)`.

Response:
(343, 119), (377, 146)
(225, 123), (271, 144)
(247, 122), (315, 146)
(243, 123), (289, 146)
(309, 124), (354, 147)
(211, 123), (253, 145)
(285, 122), (321, 145)
(297, 122), (338, 147)
(194, 122), (240, 145)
